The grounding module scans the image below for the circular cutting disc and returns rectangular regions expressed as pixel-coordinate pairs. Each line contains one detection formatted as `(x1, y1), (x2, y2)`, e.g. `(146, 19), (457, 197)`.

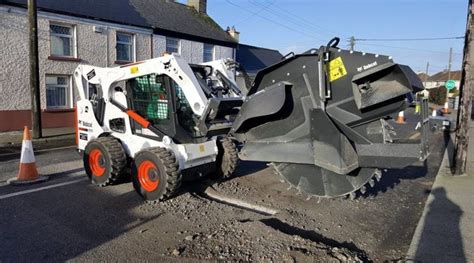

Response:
(272, 162), (380, 198)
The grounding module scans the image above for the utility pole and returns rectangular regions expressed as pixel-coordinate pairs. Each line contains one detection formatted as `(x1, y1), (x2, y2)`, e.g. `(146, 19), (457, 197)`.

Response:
(349, 36), (355, 51)
(448, 47), (453, 80)
(424, 62), (430, 87)
(453, 0), (473, 175)
(445, 47), (453, 107)
(28, 0), (42, 138)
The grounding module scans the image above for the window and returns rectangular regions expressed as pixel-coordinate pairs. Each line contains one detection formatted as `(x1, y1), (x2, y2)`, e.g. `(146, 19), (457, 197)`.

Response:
(166, 37), (180, 54)
(46, 76), (72, 109)
(128, 74), (170, 125)
(203, 44), (214, 62)
(116, 32), (134, 62)
(50, 24), (75, 57)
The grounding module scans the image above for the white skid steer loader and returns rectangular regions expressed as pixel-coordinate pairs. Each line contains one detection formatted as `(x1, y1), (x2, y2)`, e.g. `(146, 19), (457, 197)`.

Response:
(74, 54), (242, 201)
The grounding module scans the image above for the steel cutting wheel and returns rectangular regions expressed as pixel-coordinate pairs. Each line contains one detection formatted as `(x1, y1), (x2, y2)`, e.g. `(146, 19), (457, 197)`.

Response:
(271, 162), (380, 198)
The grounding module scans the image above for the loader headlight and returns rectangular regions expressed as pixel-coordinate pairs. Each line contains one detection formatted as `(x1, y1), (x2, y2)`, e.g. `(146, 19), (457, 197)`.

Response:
(193, 102), (201, 112)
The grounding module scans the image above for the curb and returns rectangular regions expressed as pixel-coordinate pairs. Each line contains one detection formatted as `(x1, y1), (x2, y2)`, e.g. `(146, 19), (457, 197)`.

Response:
(0, 134), (75, 148)
(7, 175), (49, 186)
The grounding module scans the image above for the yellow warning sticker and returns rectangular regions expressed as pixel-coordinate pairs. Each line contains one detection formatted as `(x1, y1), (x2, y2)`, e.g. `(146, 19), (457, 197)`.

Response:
(328, 57), (347, 82)
(130, 66), (139, 74)
(199, 144), (205, 152)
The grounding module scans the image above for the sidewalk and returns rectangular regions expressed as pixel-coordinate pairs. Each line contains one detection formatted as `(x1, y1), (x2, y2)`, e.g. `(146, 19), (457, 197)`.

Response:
(407, 138), (474, 262)
(0, 127), (75, 153)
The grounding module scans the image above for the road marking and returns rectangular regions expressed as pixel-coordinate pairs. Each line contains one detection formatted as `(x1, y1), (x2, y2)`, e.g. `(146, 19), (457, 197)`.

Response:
(0, 145), (76, 158)
(0, 177), (87, 200)
(201, 186), (279, 216)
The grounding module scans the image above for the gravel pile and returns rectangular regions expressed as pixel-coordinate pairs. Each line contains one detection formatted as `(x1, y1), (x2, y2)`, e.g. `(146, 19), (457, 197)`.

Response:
(136, 169), (370, 262)
(168, 219), (363, 262)
(213, 180), (253, 197)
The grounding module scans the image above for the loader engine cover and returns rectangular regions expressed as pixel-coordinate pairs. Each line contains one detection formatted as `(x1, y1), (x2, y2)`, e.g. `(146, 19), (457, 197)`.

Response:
(230, 42), (429, 198)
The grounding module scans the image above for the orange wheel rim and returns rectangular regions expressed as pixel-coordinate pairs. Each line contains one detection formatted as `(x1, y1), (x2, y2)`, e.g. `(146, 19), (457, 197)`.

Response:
(89, 149), (106, 176)
(138, 160), (159, 192)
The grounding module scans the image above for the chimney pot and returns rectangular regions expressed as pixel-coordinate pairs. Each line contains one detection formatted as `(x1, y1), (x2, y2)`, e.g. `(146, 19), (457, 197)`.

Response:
(187, 0), (207, 14)
(227, 25), (240, 42)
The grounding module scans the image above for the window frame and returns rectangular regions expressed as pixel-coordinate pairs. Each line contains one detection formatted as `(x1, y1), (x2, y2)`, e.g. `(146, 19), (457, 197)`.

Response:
(45, 75), (73, 110)
(203, 43), (215, 62)
(116, 31), (135, 63)
(49, 22), (76, 58)
(166, 37), (181, 54)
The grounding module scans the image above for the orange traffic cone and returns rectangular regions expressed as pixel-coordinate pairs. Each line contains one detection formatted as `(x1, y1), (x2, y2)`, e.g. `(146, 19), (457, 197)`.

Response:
(396, 111), (406, 124)
(442, 101), (450, 114)
(7, 126), (48, 185)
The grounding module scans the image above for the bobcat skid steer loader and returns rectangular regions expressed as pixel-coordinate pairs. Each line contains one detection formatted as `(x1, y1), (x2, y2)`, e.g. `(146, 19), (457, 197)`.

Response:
(74, 54), (242, 201)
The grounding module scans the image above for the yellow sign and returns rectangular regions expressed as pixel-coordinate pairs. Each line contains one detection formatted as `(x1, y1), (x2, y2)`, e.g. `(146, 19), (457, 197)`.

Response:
(130, 66), (139, 74)
(328, 57), (347, 82)
(199, 144), (205, 152)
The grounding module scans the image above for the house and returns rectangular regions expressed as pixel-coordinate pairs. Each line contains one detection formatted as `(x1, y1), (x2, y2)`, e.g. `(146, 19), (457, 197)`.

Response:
(234, 43), (283, 92)
(0, 0), (237, 132)
(236, 43), (283, 77)
(420, 70), (462, 89)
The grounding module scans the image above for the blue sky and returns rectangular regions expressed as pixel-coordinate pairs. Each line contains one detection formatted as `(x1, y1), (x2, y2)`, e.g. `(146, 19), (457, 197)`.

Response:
(203, 0), (468, 73)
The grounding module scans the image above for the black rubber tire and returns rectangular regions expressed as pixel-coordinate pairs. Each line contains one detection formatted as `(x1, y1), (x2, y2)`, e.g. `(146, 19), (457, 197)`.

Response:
(83, 137), (127, 186)
(131, 147), (181, 202)
(215, 137), (239, 179)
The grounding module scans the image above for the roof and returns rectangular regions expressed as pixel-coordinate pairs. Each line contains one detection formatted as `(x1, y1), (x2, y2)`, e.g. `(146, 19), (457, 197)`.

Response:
(428, 70), (462, 81)
(236, 44), (283, 75)
(3, 0), (236, 47)
(417, 72), (430, 82)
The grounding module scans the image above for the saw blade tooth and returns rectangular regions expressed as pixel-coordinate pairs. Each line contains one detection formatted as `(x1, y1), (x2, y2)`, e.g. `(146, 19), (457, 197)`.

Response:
(349, 192), (356, 200)
(369, 179), (375, 188)
(374, 170), (382, 182)
(360, 186), (367, 195)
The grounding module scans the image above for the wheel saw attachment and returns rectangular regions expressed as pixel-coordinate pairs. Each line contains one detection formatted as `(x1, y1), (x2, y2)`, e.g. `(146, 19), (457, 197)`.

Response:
(230, 38), (430, 198)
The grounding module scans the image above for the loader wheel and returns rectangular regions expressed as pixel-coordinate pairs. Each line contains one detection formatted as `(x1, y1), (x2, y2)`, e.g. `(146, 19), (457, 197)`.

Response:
(131, 147), (181, 202)
(83, 137), (127, 186)
(215, 137), (239, 179)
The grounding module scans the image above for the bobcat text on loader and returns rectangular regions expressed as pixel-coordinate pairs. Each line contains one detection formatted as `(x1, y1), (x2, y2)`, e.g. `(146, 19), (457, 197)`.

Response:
(74, 54), (242, 201)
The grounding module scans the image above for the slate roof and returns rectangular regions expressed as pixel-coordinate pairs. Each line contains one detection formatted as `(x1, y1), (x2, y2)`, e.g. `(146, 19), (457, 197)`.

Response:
(3, 0), (236, 47)
(417, 72), (430, 82)
(428, 70), (462, 81)
(236, 44), (283, 75)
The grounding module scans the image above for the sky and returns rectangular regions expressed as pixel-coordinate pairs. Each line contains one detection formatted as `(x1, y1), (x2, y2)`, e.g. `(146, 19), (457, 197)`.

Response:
(201, 0), (468, 74)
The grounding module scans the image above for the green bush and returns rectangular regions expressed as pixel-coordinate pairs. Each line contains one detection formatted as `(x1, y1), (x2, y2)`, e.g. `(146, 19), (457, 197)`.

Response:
(428, 86), (447, 105)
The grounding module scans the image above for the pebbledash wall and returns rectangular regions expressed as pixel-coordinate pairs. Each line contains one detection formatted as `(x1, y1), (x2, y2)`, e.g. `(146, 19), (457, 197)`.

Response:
(0, 6), (234, 132)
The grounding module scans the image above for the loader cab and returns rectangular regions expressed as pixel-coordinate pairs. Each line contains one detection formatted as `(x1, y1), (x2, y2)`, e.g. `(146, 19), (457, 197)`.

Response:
(122, 73), (205, 144)
(190, 64), (241, 98)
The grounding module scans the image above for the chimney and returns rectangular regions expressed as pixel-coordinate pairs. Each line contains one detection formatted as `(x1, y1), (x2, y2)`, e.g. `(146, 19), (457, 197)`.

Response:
(227, 26), (240, 42)
(188, 0), (207, 14)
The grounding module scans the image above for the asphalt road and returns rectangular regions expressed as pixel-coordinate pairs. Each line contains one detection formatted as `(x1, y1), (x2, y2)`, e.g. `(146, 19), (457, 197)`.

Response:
(0, 122), (448, 262)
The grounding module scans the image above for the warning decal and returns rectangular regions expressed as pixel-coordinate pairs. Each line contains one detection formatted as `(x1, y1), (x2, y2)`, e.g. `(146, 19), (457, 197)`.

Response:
(328, 57), (347, 82)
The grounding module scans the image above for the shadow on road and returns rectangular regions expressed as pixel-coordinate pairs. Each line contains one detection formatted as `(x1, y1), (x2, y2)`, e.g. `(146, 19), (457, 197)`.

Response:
(260, 218), (370, 261)
(363, 132), (451, 198)
(233, 161), (268, 178)
(412, 187), (465, 262)
(0, 170), (162, 262)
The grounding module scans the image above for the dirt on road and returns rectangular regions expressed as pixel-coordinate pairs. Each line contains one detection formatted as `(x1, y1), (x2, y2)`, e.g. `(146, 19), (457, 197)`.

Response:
(135, 132), (446, 262)
(0, 132), (447, 262)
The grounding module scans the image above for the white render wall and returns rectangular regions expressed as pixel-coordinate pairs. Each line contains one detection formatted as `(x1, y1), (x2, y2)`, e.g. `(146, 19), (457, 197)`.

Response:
(0, 5), (235, 112)
(152, 34), (234, 63)
(424, 80), (461, 89)
(0, 6), (152, 111)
